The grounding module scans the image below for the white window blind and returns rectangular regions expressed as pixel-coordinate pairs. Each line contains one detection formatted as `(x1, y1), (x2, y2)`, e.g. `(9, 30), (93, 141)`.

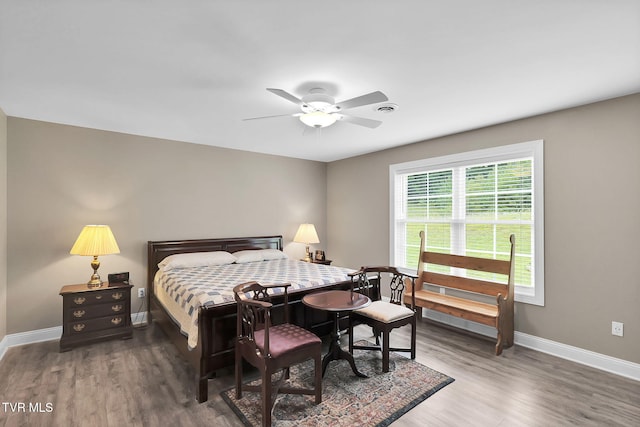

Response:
(390, 140), (544, 305)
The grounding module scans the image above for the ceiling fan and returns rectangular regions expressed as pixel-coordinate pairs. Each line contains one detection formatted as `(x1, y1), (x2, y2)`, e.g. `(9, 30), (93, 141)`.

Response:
(243, 87), (389, 129)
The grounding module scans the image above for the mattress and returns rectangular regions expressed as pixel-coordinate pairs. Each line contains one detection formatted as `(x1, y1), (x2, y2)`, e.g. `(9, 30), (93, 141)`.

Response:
(154, 258), (354, 348)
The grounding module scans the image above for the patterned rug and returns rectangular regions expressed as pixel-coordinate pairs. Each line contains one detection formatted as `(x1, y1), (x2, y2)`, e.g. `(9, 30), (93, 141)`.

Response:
(221, 341), (454, 427)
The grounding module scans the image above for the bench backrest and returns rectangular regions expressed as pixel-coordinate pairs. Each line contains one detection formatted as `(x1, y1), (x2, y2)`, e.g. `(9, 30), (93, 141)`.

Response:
(416, 231), (516, 300)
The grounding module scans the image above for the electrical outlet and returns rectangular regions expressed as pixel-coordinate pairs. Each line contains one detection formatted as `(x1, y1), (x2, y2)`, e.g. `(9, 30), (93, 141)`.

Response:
(137, 288), (146, 298)
(612, 321), (623, 337)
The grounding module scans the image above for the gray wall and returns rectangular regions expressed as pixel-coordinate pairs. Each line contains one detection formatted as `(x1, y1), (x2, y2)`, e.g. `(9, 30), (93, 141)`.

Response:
(0, 108), (6, 340)
(327, 93), (640, 364)
(6, 119), (327, 333)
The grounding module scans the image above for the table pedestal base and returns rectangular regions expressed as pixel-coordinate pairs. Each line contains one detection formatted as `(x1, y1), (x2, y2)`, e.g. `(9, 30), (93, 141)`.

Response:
(322, 312), (368, 378)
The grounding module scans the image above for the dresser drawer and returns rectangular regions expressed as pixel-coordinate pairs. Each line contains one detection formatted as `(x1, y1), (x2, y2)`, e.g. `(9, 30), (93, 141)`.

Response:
(64, 301), (128, 322)
(66, 314), (128, 335)
(64, 289), (127, 307)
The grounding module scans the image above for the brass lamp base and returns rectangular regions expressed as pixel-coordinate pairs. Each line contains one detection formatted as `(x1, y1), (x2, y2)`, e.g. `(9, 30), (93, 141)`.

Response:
(87, 256), (103, 288)
(87, 275), (103, 288)
(303, 245), (312, 262)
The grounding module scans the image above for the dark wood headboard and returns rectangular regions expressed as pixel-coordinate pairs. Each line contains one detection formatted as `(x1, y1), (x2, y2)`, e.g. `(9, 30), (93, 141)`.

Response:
(147, 235), (283, 294)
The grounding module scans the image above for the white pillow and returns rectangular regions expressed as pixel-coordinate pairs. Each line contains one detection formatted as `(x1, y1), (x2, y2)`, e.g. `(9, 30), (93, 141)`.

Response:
(260, 249), (288, 260)
(233, 250), (264, 264)
(158, 251), (237, 271)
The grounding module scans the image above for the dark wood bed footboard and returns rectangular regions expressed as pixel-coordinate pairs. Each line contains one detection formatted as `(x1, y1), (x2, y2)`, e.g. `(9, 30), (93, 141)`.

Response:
(147, 235), (351, 403)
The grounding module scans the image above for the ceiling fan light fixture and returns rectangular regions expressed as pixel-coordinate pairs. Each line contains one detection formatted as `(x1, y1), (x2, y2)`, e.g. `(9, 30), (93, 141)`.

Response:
(301, 90), (335, 113)
(299, 111), (338, 128)
(247, 87), (389, 129)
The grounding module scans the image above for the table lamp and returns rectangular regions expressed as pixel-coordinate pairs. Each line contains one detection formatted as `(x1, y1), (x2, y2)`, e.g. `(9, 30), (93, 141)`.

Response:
(70, 225), (120, 288)
(293, 223), (320, 262)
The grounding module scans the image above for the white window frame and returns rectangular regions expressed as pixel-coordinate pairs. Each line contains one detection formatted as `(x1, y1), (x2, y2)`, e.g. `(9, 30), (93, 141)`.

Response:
(389, 140), (544, 306)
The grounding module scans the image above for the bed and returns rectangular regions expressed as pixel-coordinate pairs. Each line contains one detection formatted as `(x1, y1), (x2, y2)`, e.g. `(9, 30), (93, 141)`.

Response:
(147, 235), (354, 403)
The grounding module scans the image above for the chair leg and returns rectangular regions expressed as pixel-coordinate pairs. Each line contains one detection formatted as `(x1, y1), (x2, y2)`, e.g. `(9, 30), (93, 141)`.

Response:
(411, 317), (417, 360)
(262, 368), (272, 427)
(382, 330), (390, 373)
(314, 352), (322, 404)
(235, 347), (243, 399)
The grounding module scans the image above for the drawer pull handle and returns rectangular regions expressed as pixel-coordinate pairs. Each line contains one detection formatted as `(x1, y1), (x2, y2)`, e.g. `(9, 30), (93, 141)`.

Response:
(111, 304), (123, 312)
(112, 292), (123, 300)
(111, 317), (122, 325)
(73, 297), (86, 305)
(73, 324), (85, 332)
(73, 310), (86, 318)
(95, 295), (103, 300)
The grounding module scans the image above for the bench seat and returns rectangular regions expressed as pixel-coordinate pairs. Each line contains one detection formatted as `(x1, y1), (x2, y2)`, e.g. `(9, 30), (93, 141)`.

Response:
(413, 289), (499, 325)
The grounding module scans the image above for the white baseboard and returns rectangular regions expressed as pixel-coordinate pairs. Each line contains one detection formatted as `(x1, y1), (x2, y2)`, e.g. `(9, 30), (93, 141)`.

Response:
(0, 312), (148, 361)
(514, 331), (640, 381)
(422, 309), (640, 381)
(0, 325), (62, 360)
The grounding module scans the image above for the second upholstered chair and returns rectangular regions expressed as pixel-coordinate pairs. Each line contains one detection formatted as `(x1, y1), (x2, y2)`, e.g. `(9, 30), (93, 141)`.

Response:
(348, 266), (418, 373)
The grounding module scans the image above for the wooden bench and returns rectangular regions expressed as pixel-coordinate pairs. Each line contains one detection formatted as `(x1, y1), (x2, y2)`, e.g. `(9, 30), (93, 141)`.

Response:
(405, 231), (516, 355)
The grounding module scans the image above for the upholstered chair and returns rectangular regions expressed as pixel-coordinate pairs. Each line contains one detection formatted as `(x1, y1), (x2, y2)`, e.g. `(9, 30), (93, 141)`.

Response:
(234, 281), (322, 427)
(348, 266), (417, 373)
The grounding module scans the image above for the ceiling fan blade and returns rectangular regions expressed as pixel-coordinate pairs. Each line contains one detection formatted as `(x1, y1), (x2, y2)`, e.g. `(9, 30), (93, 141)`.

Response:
(242, 113), (298, 121)
(339, 114), (383, 128)
(333, 91), (388, 110)
(266, 88), (305, 106)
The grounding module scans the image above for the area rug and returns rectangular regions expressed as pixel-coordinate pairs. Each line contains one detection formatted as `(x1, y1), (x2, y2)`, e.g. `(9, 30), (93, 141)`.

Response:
(221, 341), (454, 427)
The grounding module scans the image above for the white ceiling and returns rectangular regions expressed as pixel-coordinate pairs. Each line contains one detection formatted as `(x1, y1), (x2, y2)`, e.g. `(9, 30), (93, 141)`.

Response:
(1, 1), (639, 162)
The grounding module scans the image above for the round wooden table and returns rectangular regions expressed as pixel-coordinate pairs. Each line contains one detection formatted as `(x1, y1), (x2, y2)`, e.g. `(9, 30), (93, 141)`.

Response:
(302, 289), (371, 378)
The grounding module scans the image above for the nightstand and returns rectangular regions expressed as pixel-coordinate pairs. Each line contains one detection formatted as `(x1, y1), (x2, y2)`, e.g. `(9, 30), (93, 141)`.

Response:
(311, 259), (332, 265)
(59, 282), (133, 352)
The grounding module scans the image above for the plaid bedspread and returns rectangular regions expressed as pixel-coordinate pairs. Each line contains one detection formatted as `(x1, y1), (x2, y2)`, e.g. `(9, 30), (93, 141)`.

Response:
(154, 258), (354, 348)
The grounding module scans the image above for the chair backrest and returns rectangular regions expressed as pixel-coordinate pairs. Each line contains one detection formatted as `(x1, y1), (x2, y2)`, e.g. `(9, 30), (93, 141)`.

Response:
(233, 281), (291, 356)
(350, 266), (416, 306)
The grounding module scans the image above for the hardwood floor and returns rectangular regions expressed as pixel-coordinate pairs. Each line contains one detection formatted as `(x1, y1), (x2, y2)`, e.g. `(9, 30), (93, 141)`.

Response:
(1, 320), (638, 426)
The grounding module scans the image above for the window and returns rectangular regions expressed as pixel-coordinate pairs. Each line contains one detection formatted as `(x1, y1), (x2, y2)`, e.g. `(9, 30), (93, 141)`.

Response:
(390, 140), (544, 305)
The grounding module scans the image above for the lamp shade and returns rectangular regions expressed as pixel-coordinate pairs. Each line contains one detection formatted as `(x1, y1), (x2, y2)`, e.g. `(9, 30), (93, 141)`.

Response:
(70, 225), (120, 256)
(293, 223), (320, 244)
